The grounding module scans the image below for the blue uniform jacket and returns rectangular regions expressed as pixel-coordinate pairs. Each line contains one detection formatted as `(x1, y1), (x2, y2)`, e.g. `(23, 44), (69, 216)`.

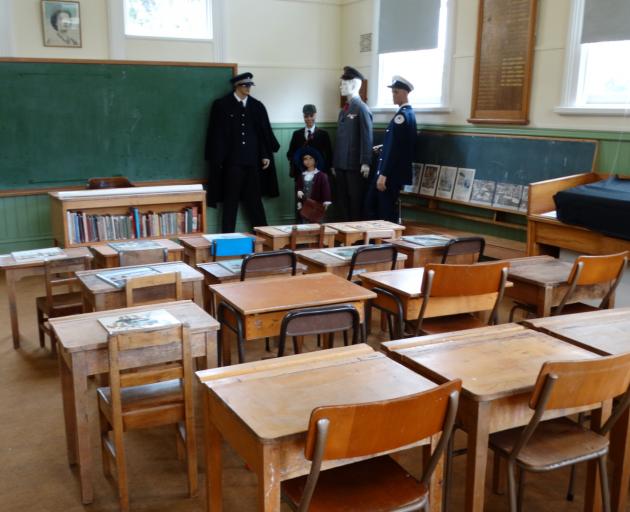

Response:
(376, 104), (417, 186)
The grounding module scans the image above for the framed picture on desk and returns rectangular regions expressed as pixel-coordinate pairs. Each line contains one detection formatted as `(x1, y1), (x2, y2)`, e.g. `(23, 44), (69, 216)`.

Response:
(41, 1), (82, 48)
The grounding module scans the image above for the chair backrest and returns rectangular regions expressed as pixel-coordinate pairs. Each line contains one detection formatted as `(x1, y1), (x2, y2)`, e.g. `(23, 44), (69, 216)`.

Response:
(86, 176), (134, 189)
(297, 379), (462, 511)
(441, 236), (485, 264)
(508, 353), (630, 462)
(277, 304), (361, 356)
(416, 261), (509, 330)
(211, 237), (254, 261)
(289, 225), (326, 250)
(240, 249), (297, 281)
(106, 324), (192, 423)
(125, 272), (182, 306)
(44, 255), (91, 306)
(118, 247), (168, 266)
(555, 251), (628, 314)
(347, 244), (398, 281)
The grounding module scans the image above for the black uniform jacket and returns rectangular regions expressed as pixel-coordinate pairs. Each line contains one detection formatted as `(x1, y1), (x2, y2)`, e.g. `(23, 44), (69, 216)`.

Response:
(205, 94), (280, 207)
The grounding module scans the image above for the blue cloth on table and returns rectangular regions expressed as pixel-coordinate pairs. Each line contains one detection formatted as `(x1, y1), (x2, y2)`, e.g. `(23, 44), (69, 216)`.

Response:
(211, 236), (254, 258)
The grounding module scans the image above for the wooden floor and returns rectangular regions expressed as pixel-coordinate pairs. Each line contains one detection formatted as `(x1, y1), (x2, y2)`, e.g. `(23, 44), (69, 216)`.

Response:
(1, 273), (628, 511)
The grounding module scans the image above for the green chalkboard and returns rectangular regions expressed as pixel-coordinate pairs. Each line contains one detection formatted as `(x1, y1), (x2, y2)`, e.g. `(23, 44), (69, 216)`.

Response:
(415, 132), (598, 185)
(0, 59), (235, 190)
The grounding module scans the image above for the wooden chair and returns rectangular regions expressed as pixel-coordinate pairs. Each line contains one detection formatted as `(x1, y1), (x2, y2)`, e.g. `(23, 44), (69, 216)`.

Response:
(35, 255), (91, 354)
(124, 272), (182, 306)
(277, 304), (362, 357)
(86, 176), (134, 189)
(289, 225), (326, 250)
(377, 261), (509, 339)
(118, 247), (168, 266)
(97, 324), (197, 511)
(489, 353), (630, 512)
(347, 244), (397, 281)
(509, 251), (628, 321)
(441, 236), (485, 263)
(281, 379), (462, 512)
(240, 249), (297, 281)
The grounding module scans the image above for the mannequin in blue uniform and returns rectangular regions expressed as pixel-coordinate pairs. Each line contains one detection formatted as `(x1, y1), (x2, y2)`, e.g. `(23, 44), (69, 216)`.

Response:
(364, 76), (417, 223)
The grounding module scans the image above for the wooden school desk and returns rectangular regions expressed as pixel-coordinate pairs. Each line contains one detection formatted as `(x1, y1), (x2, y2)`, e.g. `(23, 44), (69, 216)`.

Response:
(524, 307), (630, 512)
(50, 300), (219, 505)
(89, 238), (184, 268)
(504, 255), (611, 317)
(210, 273), (376, 365)
(178, 233), (264, 266)
(253, 224), (337, 250)
(197, 344), (441, 512)
(0, 247), (93, 349)
(295, 246), (407, 278)
(382, 325), (601, 512)
(76, 261), (204, 311)
(325, 220), (405, 246)
(386, 236), (452, 269)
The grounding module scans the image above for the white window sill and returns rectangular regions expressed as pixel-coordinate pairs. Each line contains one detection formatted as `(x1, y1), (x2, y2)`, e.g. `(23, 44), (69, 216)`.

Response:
(371, 106), (453, 114)
(124, 34), (213, 43)
(554, 106), (630, 116)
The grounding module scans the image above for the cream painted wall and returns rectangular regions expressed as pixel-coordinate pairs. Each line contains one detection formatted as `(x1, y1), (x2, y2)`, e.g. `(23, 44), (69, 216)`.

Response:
(341, 0), (630, 132)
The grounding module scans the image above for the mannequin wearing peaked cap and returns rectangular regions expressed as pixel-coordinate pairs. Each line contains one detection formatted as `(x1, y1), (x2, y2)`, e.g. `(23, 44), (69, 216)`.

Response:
(205, 72), (280, 232)
(333, 65), (373, 221)
(286, 104), (333, 179)
(364, 75), (417, 223)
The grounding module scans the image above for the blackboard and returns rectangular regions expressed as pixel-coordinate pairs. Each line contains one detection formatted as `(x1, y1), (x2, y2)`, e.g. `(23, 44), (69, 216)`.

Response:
(415, 131), (598, 185)
(0, 59), (235, 190)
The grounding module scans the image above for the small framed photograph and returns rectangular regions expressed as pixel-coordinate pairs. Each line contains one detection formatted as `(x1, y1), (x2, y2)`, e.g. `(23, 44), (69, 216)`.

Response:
(452, 168), (476, 202)
(419, 164), (440, 196)
(41, 1), (82, 48)
(436, 166), (457, 199)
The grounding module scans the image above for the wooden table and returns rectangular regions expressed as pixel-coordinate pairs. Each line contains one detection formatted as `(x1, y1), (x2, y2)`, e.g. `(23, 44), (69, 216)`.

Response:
(178, 233), (264, 266)
(504, 255), (610, 317)
(253, 224), (337, 250)
(210, 272), (376, 365)
(89, 238), (184, 268)
(524, 308), (630, 512)
(325, 220), (405, 246)
(197, 344), (441, 512)
(382, 324), (601, 512)
(0, 247), (93, 349)
(295, 246), (407, 278)
(76, 261), (204, 311)
(386, 237), (450, 268)
(50, 300), (219, 505)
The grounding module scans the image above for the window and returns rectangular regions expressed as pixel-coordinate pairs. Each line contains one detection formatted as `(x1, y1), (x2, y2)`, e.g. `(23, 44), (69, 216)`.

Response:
(558, 0), (630, 113)
(124, 0), (212, 40)
(374, 0), (452, 110)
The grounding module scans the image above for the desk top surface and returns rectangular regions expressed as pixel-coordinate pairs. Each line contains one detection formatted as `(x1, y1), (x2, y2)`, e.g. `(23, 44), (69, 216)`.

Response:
(177, 232), (262, 249)
(253, 224), (337, 238)
(524, 307), (630, 356)
(76, 261), (203, 294)
(90, 239), (183, 257)
(0, 247), (92, 270)
(383, 324), (596, 401)
(197, 261), (307, 281)
(359, 267), (425, 297)
(506, 255), (572, 286)
(50, 300), (218, 353)
(196, 344), (435, 442)
(210, 272), (376, 314)
(325, 220), (405, 234)
(296, 247), (407, 268)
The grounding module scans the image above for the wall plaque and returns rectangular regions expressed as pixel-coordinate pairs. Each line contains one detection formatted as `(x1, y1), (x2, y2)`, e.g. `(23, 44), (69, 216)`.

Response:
(469, 0), (538, 125)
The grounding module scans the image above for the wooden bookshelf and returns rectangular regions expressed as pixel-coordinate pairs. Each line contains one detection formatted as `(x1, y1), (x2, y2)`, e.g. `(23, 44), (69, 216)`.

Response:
(49, 187), (207, 248)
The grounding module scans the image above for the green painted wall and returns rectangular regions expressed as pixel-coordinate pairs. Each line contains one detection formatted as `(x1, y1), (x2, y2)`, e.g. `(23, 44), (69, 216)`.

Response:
(1, 123), (629, 252)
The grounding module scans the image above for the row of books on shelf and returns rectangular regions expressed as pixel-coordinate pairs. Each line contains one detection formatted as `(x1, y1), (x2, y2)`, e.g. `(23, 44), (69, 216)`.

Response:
(66, 206), (200, 244)
(403, 163), (528, 212)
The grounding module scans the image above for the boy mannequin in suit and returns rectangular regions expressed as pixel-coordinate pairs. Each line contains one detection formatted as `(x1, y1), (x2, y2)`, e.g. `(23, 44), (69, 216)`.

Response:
(286, 104), (332, 178)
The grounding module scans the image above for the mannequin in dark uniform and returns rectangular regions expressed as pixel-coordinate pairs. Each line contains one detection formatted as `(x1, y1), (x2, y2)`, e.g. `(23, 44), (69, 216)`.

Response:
(286, 104), (333, 178)
(205, 72), (280, 232)
(364, 76), (417, 223)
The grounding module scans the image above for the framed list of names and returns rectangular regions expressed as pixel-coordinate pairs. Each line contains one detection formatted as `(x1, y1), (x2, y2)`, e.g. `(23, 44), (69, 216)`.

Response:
(469, 0), (538, 125)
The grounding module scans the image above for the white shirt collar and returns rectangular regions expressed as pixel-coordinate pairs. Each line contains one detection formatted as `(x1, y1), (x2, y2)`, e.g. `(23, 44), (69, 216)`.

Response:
(234, 93), (248, 106)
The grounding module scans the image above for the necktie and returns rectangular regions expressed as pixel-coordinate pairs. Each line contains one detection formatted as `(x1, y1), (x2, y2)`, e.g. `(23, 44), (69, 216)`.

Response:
(307, 129), (314, 141)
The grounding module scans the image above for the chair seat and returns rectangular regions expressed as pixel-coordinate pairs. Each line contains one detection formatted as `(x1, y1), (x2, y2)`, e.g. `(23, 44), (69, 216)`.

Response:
(416, 314), (487, 335)
(97, 379), (183, 412)
(552, 302), (601, 315)
(489, 417), (609, 470)
(36, 292), (84, 316)
(281, 455), (427, 512)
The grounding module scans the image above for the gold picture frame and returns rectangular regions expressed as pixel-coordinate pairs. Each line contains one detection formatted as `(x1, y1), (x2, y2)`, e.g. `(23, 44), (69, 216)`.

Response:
(41, 1), (82, 48)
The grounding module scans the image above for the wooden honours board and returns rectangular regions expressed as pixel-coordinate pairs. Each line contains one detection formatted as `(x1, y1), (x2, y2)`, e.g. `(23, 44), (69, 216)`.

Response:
(469, 0), (538, 125)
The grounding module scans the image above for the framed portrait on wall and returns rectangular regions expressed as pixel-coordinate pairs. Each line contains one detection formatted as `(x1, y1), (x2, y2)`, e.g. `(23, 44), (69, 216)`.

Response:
(41, 1), (82, 48)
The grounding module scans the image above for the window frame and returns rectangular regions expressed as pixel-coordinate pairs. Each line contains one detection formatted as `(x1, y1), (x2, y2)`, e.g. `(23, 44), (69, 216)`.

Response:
(556, 0), (630, 116)
(370, 0), (455, 113)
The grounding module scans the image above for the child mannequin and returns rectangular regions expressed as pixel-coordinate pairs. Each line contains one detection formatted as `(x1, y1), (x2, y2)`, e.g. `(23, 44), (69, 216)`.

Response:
(294, 147), (331, 222)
